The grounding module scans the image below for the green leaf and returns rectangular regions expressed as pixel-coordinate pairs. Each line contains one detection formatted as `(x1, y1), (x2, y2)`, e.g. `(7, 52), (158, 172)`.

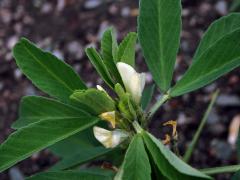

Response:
(138, 0), (182, 92)
(141, 84), (155, 110)
(121, 134), (151, 180)
(12, 96), (90, 129)
(70, 88), (116, 115)
(27, 169), (114, 180)
(101, 27), (118, 63)
(194, 14), (240, 60)
(51, 146), (113, 170)
(49, 129), (100, 158)
(117, 32), (137, 67)
(0, 116), (99, 172)
(13, 38), (86, 103)
(142, 131), (212, 180)
(170, 31), (240, 96)
(85, 47), (114, 88)
(101, 28), (123, 85)
(49, 129), (115, 171)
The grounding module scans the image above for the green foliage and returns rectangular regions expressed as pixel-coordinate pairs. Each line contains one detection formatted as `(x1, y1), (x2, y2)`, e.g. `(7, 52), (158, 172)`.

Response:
(138, 0), (182, 92)
(142, 131), (212, 179)
(51, 146), (113, 170)
(0, 116), (99, 172)
(12, 96), (90, 129)
(121, 134), (151, 180)
(13, 38), (86, 103)
(117, 32), (137, 67)
(49, 129), (100, 158)
(70, 88), (116, 115)
(86, 48), (115, 88)
(101, 28), (123, 84)
(1, 0), (240, 178)
(141, 84), (155, 110)
(170, 14), (240, 96)
(49, 129), (118, 171)
(101, 27), (118, 63)
(27, 169), (114, 180)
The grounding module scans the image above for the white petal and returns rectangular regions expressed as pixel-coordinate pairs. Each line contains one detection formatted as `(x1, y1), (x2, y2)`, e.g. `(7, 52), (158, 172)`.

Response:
(93, 126), (128, 148)
(129, 73), (146, 103)
(93, 126), (111, 147)
(129, 73), (142, 103)
(116, 62), (146, 104)
(112, 130), (129, 147)
(117, 62), (136, 92)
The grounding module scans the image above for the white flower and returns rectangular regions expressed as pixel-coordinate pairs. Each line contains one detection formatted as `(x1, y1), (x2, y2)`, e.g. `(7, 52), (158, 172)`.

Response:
(93, 126), (129, 148)
(116, 62), (145, 104)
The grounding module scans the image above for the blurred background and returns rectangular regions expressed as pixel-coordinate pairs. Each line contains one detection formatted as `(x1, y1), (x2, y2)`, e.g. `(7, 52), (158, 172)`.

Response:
(0, 0), (240, 179)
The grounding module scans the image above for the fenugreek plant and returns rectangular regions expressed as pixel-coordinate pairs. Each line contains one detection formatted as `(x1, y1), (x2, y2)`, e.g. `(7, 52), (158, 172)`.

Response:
(1, 0), (240, 179)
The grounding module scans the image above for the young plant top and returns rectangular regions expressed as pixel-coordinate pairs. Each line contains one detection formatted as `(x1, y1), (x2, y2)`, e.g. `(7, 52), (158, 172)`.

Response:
(0, 0), (240, 179)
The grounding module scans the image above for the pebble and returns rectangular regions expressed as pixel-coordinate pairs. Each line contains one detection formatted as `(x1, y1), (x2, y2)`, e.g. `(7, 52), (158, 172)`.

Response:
(73, 64), (82, 73)
(199, 2), (211, 16)
(211, 139), (233, 160)
(41, 2), (53, 14)
(177, 112), (188, 125)
(14, 23), (23, 34)
(109, 5), (118, 15)
(9, 167), (24, 180)
(216, 94), (240, 106)
(5, 52), (13, 61)
(7, 36), (18, 49)
(24, 86), (37, 96)
(182, 8), (190, 17)
(56, 0), (65, 12)
(181, 40), (190, 53)
(14, 69), (22, 80)
(215, 1), (227, 15)
(209, 123), (225, 136)
(207, 108), (220, 124)
(0, 9), (12, 24)
(204, 83), (217, 93)
(84, 0), (102, 9)
(66, 41), (84, 59)
(121, 7), (131, 17)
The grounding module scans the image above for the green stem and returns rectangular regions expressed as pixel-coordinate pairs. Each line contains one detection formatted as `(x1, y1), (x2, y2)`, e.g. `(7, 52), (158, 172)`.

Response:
(183, 90), (219, 162)
(149, 94), (170, 118)
(200, 164), (240, 175)
(132, 121), (143, 133)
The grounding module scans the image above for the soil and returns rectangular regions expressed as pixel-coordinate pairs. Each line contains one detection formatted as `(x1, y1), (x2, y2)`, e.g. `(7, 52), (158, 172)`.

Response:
(0, 0), (239, 179)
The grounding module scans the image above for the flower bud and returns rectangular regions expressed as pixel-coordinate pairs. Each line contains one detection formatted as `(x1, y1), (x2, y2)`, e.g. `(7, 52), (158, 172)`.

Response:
(93, 126), (129, 148)
(116, 62), (145, 104)
(96, 85), (107, 93)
